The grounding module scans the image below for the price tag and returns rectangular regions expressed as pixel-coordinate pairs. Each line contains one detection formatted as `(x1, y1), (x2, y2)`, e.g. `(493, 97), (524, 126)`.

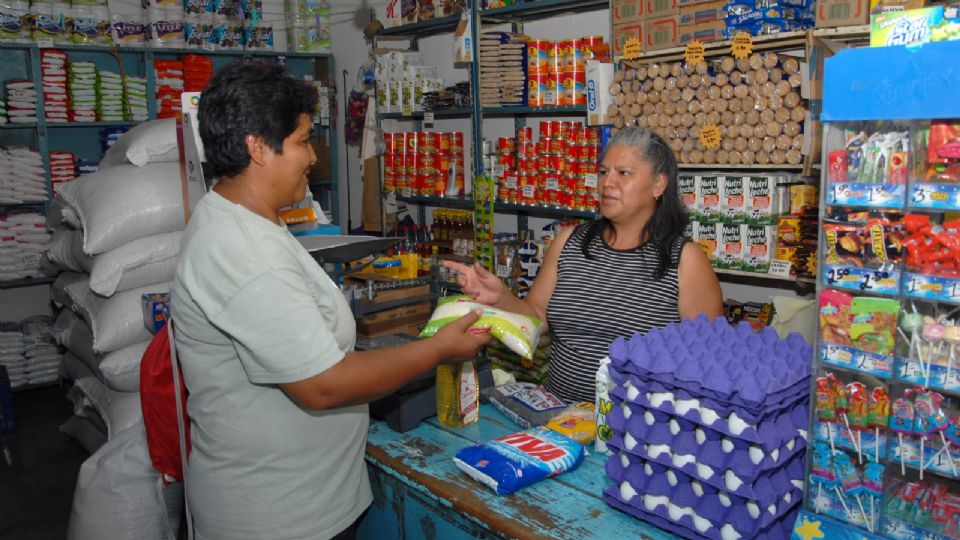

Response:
(911, 182), (960, 210)
(905, 272), (960, 302)
(36, 38), (54, 48)
(202, 42), (216, 51)
(698, 124), (722, 150)
(622, 38), (642, 60)
(766, 258), (792, 278)
(584, 173), (598, 188)
(505, 174), (518, 189)
(21, 253), (40, 266)
(385, 191), (398, 213)
(545, 177), (559, 191)
(822, 343), (852, 366)
(522, 185), (535, 198)
(684, 40), (705, 65)
(543, 90), (557, 104)
(495, 264), (511, 278)
(730, 32), (753, 60)
(423, 111), (434, 126)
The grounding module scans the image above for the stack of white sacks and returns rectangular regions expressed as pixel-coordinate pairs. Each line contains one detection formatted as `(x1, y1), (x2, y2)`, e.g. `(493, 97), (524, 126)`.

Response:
(0, 147), (48, 205)
(0, 317), (62, 389)
(44, 118), (184, 540)
(0, 207), (53, 280)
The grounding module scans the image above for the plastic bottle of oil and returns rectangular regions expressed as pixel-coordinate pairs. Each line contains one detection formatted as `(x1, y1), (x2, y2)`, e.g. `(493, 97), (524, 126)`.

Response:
(435, 361), (479, 428)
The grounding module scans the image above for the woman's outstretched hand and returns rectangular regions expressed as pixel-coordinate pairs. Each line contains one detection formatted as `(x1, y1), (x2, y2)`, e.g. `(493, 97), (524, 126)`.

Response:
(442, 261), (505, 306)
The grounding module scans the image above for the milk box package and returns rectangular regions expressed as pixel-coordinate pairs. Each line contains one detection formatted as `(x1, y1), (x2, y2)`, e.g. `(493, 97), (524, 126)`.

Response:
(746, 175), (777, 224)
(719, 174), (746, 222)
(716, 222), (744, 270)
(693, 220), (718, 263)
(678, 173), (697, 215)
(696, 174), (721, 221)
(741, 224), (776, 273)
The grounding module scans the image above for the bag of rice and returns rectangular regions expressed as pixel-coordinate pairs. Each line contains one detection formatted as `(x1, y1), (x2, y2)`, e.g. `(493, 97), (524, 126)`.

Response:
(420, 295), (542, 359)
(483, 382), (566, 428)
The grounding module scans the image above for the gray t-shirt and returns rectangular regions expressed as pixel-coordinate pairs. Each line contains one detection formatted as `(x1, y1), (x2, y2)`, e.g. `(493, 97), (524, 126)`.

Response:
(171, 190), (371, 540)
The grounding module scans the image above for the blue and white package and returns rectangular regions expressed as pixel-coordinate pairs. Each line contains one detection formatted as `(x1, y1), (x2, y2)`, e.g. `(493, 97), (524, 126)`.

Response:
(453, 427), (585, 495)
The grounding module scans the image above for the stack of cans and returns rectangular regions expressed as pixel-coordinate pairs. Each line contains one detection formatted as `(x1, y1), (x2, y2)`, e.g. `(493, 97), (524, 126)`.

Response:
(525, 35), (603, 107)
(383, 131), (465, 198)
(487, 120), (600, 212)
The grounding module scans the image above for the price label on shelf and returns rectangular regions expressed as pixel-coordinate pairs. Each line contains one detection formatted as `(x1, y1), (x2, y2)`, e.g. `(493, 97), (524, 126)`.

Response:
(730, 32), (753, 59)
(827, 182), (905, 208)
(522, 185), (535, 198)
(385, 192), (397, 213)
(898, 358), (960, 393)
(822, 343), (853, 366)
(822, 343), (892, 377)
(905, 272), (960, 303)
(36, 38), (54, 48)
(622, 38), (642, 60)
(684, 40), (705, 65)
(584, 173), (598, 188)
(823, 265), (900, 295)
(766, 259), (792, 278)
(545, 177), (559, 191)
(202, 42), (216, 52)
(423, 111), (434, 126)
(504, 173), (518, 189)
(910, 182), (960, 210)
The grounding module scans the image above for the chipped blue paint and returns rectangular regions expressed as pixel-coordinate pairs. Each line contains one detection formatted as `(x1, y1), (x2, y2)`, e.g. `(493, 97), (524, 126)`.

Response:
(361, 404), (679, 540)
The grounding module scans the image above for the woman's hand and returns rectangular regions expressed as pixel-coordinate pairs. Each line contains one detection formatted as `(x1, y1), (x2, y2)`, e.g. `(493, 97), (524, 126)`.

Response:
(443, 261), (505, 305)
(430, 309), (492, 364)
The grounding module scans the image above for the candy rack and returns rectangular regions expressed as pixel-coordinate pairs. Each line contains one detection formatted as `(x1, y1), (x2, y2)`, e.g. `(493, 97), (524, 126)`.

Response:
(792, 41), (960, 540)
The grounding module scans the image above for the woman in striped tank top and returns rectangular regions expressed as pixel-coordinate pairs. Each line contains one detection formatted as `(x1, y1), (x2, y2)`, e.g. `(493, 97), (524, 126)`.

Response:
(445, 127), (724, 403)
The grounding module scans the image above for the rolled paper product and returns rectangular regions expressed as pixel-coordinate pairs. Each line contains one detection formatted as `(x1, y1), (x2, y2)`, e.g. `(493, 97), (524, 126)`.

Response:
(677, 74), (689, 89)
(762, 137), (776, 153)
(663, 102), (676, 116)
(683, 137), (696, 152)
(782, 57), (800, 74)
(625, 68), (636, 81)
(721, 84), (735, 100)
(653, 77), (666, 91)
(771, 149), (786, 164)
(689, 148), (704, 164)
(649, 90), (661, 104)
(748, 137), (762, 152)
(715, 72), (728, 87)
(679, 150), (689, 163)
(665, 77), (677, 91)
(765, 122), (783, 138)
(745, 71), (757, 86)
(721, 56), (735, 72)
(669, 138), (683, 152)
(717, 149), (730, 164)
(688, 100), (702, 114)
(638, 116), (649, 129)
(746, 110), (761, 126)
(755, 69), (770, 84)
(675, 126), (688, 138)
(723, 124), (739, 138)
(748, 53), (763, 70)
(669, 114), (681, 128)
(623, 115), (637, 127)
(636, 92), (648, 105)
(614, 70), (625, 82)
(682, 87), (696, 102)
(613, 116), (624, 128)
(742, 150), (756, 165)
(706, 111), (720, 125)
(729, 70), (744, 85)
(759, 109), (775, 124)
(728, 150), (743, 165)
(694, 111), (707, 126)
(696, 87), (709, 102)
(764, 52), (780, 69)
(707, 85), (721, 100)
(720, 110), (734, 125)
(775, 107), (792, 124)
(776, 133), (792, 150)
(790, 107), (805, 123)
(789, 73), (802, 88)
(610, 82), (622, 95)
(714, 99), (728, 113)
(756, 96), (770, 111)
(607, 104), (620, 118)
(642, 79), (653, 92)
(784, 150), (799, 165)
(722, 137), (735, 152)
(658, 114), (670, 128)
(735, 58), (750, 72)
(760, 80), (775, 97)
(682, 112), (695, 127)
(624, 92), (636, 105)
(703, 149), (717, 164)
(769, 94), (784, 110)
(636, 66), (647, 79)
(615, 93), (626, 106)
(688, 74), (702, 89)
(633, 79), (644, 93)
(629, 103), (642, 117)
(671, 62), (682, 78)
(774, 80), (790, 97)
(701, 99), (714, 114)
(734, 84), (749, 99)
(669, 89), (682, 103)
(695, 61), (708, 75)
(784, 91), (801, 108)
(734, 137), (748, 152)
(783, 121), (801, 137)
(642, 103), (655, 116)
(756, 151), (770, 164)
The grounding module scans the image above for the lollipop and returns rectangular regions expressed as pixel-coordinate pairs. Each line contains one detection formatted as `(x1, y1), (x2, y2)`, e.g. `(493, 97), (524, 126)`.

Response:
(810, 441), (838, 513)
(832, 377), (860, 459)
(868, 386), (890, 462)
(834, 451), (872, 531)
(916, 391), (958, 476)
(890, 394), (916, 475)
(944, 322), (960, 386)
(922, 317), (946, 387)
(847, 382), (870, 463)
(899, 311), (924, 368)
(862, 462), (884, 532)
(816, 376), (839, 452)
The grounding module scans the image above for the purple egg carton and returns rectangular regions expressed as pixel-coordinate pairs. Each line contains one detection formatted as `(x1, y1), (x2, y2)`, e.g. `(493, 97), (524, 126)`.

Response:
(610, 379), (810, 446)
(606, 432), (806, 508)
(605, 451), (803, 536)
(609, 316), (812, 409)
(603, 487), (801, 540)
(607, 402), (806, 477)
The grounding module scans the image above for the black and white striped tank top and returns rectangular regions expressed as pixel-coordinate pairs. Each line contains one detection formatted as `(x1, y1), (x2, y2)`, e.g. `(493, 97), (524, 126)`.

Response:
(545, 223), (685, 403)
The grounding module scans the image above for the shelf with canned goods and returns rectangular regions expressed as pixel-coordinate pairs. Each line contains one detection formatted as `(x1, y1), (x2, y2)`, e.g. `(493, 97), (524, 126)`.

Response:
(382, 130), (469, 200)
(379, 108), (473, 120)
(374, 12), (464, 39)
(479, 0), (607, 22)
(480, 104), (586, 116)
(394, 194), (475, 210)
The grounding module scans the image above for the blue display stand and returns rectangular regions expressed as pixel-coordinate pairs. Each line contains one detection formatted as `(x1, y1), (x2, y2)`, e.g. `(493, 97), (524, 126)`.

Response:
(823, 40), (960, 121)
(791, 509), (887, 540)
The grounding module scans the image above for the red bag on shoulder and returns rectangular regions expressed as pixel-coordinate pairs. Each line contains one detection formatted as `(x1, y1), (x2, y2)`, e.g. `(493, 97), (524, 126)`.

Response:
(140, 321), (190, 484)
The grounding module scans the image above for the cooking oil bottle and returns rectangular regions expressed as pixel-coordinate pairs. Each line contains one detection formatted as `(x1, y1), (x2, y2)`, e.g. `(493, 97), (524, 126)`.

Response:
(435, 361), (479, 428)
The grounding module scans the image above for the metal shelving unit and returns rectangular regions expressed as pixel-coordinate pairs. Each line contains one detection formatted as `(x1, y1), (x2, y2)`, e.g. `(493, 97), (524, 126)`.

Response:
(0, 276), (55, 290)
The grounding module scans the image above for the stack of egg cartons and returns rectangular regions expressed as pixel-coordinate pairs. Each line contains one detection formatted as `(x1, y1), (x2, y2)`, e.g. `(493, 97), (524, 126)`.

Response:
(603, 315), (811, 539)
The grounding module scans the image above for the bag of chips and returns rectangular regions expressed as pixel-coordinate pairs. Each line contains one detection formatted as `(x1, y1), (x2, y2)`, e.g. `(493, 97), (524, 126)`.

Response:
(453, 427), (584, 495)
(420, 295), (542, 359)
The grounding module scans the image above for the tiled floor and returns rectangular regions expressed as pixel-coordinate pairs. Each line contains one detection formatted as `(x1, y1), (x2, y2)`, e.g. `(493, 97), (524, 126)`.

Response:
(0, 385), (88, 540)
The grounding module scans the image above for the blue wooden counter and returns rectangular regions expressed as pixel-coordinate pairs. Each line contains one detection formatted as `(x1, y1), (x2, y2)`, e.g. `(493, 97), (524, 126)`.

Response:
(358, 404), (679, 540)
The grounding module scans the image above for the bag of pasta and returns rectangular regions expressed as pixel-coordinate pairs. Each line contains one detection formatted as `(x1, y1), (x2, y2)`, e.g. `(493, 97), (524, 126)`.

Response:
(420, 295), (542, 359)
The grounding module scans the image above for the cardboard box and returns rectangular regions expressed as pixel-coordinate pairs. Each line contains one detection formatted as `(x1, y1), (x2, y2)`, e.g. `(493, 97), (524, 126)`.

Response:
(680, 0), (725, 25)
(719, 175), (746, 222)
(741, 224), (776, 273)
(356, 301), (432, 337)
(357, 284), (431, 306)
(696, 174), (721, 221)
(870, 0), (925, 14)
(693, 220), (718, 263)
(816, 0), (870, 27)
(586, 61), (615, 126)
(716, 223), (744, 270)
(646, 0), (679, 18)
(612, 0), (645, 23)
(142, 292), (170, 334)
(613, 22), (644, 58)
(678, 173), (697, 214)
(692, 20), (726, 42)
(645, 15), (680, 50)
(746, 175), (777, 225)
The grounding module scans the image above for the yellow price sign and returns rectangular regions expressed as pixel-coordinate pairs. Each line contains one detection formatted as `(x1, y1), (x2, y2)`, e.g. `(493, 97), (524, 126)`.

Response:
(622, 37), (642, 60)
(684, 40), (705, 65)
(730, 32), (753, 60)
(699, 124), (722, 150)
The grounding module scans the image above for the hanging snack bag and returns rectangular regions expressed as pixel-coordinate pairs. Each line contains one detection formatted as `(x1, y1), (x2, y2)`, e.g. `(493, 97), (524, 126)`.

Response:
(453, 427), (584, 495)
(420, 295), (542, 359)
(483, 382), (567, 428)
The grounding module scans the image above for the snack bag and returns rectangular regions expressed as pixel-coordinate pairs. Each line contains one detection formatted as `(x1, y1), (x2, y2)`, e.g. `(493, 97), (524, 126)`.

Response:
(546, 402), (596, 445)
(453, 427), (584, 495)
(483, 382), (567, 428)
(420, 295), (542, 359)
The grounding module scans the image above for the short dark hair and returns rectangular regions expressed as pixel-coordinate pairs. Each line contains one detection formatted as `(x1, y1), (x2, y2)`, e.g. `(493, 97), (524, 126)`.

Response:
(581, 127), (689, 279)
(198, 62), (317, 178)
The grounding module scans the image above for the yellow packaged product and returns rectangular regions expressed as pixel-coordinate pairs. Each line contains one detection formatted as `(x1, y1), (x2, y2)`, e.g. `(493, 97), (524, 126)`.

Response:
(546, 402), (596, 445)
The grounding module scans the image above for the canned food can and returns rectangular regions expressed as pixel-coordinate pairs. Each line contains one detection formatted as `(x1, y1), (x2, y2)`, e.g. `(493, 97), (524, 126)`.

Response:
(416, 132), (437, 153)
(517, 127), (533, 144)
(498, 153), (516, 170)
(539, 120), (559, 139)
(581, 35), (603, 57)
(383, 152), (395, 175)
(438, 152), (451, 175)
(434, 170), (448, 196)
(417, 152), (436, 175)
(548, 137), (563, 155)
(439, 132), (453, 152)
(405, 132), (418, 153)
(559, 38), (583, 71)
(565, 159), (581, 176)
(584, 144), (598, 163)
(526, 39), (553, 74)
(384, 132), (395, 153)
(561, 172), (577, 192)
(415, 172), (431, 195)
(384, 170), (396, 192)
(546, 154), (563, 171)
(498, 137), (516, 154)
